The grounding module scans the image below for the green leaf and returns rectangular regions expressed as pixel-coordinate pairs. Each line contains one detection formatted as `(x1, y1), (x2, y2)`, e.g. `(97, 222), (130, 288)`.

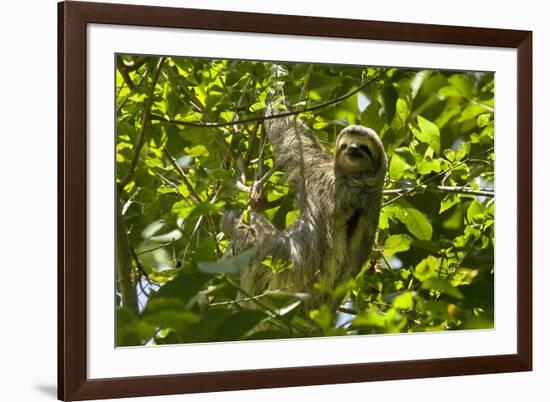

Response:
(205, 94), (223, 110)
(467, 200), (485, 223)
(440, 195), (460, 213)
(392, 291), (414, 310)
(186, 144), (209, 157)
(116, 307), (155, 346)
(438, 85), (462, 97)
(171, 199), (195, 219)
(414, 115), (440, 154)
(142, 298), (199, 330)
(435, 104), (462, 128)
(448, 74), (474, 97)
(421, 278), (464, 300)
(457, 281), (494, 309)
(381, 84), (398, 123)
(389, 154), (410, 180)
(360, 100), (385, 133)
(225, 71), (242, 86)
(351, 311), (386, 328)
(209, 310), (268, 341)
(309, 304), (334, 330)
(197, 248), (255, 274)
(477, 113), (492, 128)
(245, 329), (293, 340)
(444, 148), (456, 162)
(378, 209), (390, 230)
(173, 309), (227, 342)
(454, 141), (471, 161)
(285, 210), (300, 226)
(148, 271), (210, 307)
(383, 234), (414, 256)
(394, 205), (433, 241)
(476, 123), (494, 142)
(458, 104), (487, 122)
(395, 98), (409, 123)
(414, 255), (440, 281)
(416, 157), (441, 174)
(391, 97), (409, 130)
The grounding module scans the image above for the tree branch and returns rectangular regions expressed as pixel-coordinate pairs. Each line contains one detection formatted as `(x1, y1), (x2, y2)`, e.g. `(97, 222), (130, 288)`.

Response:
(338, 306), (358, 315)
(383, 185), (494, 198)
(118, 57), (166, 190)
(116, 200), (139, 313)
(243, 121), (261, 167)
(119, 56), (148, 72)
(382, 147), (494, 207)
(150, 74), (381, 129)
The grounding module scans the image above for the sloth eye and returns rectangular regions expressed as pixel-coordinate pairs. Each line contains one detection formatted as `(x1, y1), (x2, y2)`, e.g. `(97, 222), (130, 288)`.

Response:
(340, 143), (348, 151)
(360, 144), (375, 161)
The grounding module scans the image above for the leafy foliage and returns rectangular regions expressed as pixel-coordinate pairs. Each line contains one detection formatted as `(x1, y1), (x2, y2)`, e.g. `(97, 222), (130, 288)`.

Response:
(115, 55), (495, 346)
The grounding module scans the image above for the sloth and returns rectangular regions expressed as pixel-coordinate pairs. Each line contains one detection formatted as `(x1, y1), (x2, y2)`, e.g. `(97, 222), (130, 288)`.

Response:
(222, 109), (388, 311)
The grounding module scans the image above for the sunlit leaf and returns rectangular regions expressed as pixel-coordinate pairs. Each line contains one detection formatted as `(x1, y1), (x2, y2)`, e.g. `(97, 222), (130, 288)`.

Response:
(421, 278), (464, 300)
(383, 234), (413, 256)
(414, 255), (440, 281)
(393, 204), (433, 241)
(392, 291), (414, 310)
(389, 154), (410, 180)
(413, 115), (440, 154)
(467, 200), (485, 223)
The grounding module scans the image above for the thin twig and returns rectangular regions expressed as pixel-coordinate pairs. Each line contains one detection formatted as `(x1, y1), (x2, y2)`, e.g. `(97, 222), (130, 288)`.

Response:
(222, 276), (298, 334)
(209, 290), (271, 307)
(256, 162), (280, 188)
(222, 277), (279, 317)
(162, 149), (202, 203)
(243, 121), (261, 167)
(137, 239), (181, 256)
(379, 252), (393, 270)
(129, 245), (160, 287)
(293, 65), (314, 125)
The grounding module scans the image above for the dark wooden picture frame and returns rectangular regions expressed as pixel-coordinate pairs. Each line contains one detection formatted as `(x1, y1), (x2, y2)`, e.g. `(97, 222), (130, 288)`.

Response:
(58, 1), (532, 400)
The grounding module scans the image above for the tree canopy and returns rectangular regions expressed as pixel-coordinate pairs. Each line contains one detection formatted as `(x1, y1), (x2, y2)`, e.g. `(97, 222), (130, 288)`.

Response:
(116, 55), (494, 346)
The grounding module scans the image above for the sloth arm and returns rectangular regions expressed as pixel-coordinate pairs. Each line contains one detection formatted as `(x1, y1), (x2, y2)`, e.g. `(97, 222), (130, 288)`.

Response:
(222, 115), (323, 263)
(264, 114), (332, 194)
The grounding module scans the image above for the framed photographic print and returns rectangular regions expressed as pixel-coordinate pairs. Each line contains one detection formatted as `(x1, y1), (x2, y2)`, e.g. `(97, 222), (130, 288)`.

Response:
(58, 1), (532, 400)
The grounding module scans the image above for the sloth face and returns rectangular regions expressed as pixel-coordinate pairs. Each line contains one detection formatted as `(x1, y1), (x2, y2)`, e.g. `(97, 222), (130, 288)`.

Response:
(334, 125), (387, 178)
